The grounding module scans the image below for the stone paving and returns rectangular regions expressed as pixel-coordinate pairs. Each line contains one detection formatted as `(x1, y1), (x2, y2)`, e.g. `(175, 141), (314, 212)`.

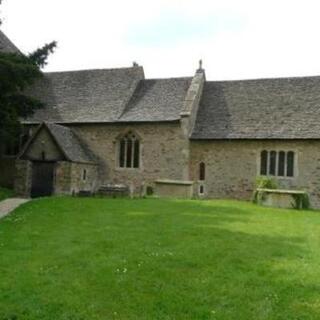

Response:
(0, 198), (30, 219)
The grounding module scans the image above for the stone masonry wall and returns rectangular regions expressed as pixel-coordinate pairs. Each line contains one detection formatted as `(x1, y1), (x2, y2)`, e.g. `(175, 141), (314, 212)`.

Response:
(70, 163), (99, 194)
(14, 160), (32, 197)
(23, 126), (64, 161)
(54, 162), (98, 195)
(69, 122), (188, 194)
(190, 140), (320, 208)
(54, 162), (72, 195)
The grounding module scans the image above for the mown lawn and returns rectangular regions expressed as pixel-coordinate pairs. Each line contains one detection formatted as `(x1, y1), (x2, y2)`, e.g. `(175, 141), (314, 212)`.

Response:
(0, 198), (320, 320)
(0, 187), (14, 201)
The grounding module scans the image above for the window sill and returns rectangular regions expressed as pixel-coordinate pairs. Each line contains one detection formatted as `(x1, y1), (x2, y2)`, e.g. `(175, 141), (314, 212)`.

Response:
(116, 167), (142, 171)
(260, 174), (296, 180)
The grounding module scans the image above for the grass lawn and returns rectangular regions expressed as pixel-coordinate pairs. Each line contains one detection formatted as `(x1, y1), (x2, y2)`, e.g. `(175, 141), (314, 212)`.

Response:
(0, 187), (14, 201)
(0, 198), (320, 320)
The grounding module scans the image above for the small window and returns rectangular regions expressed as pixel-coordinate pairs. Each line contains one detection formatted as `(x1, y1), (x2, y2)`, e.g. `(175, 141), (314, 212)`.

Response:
(118, 131), (140, 169)
(199, 185), (205, 195)
(41, 151), (46, 160)
(82, 169), (87, 181)
(199, 162), (205, 181)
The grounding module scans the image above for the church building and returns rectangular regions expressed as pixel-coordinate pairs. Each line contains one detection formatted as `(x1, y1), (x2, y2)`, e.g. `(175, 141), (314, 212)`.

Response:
(2, 30), (320, 207)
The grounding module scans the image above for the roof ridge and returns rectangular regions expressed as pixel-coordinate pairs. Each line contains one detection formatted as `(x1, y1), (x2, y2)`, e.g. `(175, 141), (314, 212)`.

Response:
(143, 76), (193, 81)
(206, 74), (320, 83)
(43, 66), (143, 75)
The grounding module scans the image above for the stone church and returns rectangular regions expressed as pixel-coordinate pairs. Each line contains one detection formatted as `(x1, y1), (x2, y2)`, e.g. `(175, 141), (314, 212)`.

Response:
(2, 30), (320, 206)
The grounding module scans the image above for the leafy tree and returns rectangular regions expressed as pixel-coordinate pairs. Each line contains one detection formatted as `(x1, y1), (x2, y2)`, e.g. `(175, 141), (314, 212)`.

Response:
(0, 0), (56, 148)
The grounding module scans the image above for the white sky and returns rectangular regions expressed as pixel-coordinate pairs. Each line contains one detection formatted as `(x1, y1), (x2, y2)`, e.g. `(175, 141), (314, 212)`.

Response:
(1, 0), (320, 80)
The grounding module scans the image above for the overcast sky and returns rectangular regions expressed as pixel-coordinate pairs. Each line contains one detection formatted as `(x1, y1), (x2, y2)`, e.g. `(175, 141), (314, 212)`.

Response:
(1, 0), (320, 80)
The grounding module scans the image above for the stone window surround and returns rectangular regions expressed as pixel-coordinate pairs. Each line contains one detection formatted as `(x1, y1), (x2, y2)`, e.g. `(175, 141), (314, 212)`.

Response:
(114, 130), (143, 171)
(82, 169), (87, 181)
(257, 149), (299, 179)
(199, 162), (206, 181)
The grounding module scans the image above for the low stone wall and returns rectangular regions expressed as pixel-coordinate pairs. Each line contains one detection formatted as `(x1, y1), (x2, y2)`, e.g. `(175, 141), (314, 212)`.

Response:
(155, 179), (194, 198)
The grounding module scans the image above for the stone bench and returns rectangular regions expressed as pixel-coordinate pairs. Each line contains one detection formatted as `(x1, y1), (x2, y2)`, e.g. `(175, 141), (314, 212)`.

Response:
(255, 188), (309, 209)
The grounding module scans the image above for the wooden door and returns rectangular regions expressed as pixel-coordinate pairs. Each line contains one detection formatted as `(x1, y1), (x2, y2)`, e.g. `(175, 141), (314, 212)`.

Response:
(31, 162), (55, 198)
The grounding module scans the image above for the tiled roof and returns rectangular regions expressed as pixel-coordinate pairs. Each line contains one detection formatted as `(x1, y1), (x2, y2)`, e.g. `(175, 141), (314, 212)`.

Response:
(46, 123), (96, 163)
(0, 29), (20, 53)
(19, 123), (96, 163)
(191, 76), (320, 139)
(23, 67), (145, 123)
(119, 78), (192, 122)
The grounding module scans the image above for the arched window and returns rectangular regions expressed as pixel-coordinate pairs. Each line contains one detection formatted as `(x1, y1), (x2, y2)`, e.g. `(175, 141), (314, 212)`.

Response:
(119, 131), (140, 168)
(82, 169), (87, 181)
(199, 162), (205, 181)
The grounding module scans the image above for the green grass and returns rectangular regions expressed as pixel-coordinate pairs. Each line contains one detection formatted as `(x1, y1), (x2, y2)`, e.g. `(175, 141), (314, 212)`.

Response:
(0, 198), (320, 320)
(0, 187), (14, 201)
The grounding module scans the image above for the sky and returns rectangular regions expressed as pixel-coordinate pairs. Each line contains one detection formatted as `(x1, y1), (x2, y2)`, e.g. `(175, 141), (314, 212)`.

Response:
(1, 0), (320, 80)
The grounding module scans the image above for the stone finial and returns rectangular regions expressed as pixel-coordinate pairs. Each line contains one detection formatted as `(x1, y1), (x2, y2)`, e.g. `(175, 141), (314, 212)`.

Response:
(199, 59), (203, 70)
(197, 59), (204, 73)
(132, 61), (139, 67)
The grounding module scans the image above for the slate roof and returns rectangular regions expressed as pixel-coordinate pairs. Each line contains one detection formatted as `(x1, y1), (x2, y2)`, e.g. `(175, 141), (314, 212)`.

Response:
(46, 123), (96, 163)
(191, 76), (320, 140)
(0, 29), (20, 53)
(20, 123), (96, 163)
(23, 67), (145, 123)
(119, 78), (192, 122)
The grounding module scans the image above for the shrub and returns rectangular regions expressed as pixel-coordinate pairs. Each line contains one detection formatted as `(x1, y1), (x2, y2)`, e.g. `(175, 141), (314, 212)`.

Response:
(146, 186), (154, 196)
(291, 193), (310, 210)
(255, 176), (278, 189)
(253, 177), (278, 204)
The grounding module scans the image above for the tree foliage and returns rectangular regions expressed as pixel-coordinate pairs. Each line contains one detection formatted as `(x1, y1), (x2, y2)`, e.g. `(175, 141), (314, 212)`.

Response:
(0, 0), (56, 146)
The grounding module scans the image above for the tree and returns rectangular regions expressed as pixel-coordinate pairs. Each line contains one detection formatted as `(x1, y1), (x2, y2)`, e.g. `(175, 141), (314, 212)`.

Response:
(0, 0), (56, 148)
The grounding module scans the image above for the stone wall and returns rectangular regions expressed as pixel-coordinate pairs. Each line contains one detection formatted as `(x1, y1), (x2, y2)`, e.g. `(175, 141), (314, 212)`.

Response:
(23, 126), (65, 161)
(190, 140), (320, 208)
(53, 162), (99, 195)
(14, 160), (32, 197)
(54, 162), (72, 195)
(69, 122), (188, 194)
(70, 162), (99, 194)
